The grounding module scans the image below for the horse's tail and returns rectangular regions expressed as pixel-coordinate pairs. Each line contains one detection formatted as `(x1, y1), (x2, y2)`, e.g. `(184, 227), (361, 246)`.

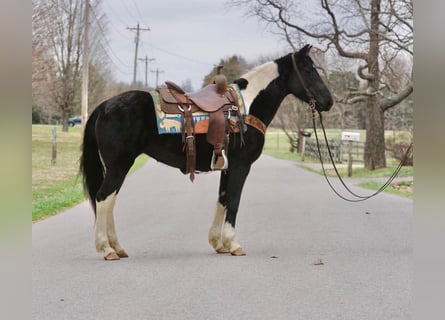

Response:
(79, 106), (104, 216)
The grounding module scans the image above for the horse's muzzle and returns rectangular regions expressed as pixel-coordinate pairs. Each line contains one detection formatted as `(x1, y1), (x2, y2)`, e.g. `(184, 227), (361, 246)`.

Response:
(317, 95), (334, 112)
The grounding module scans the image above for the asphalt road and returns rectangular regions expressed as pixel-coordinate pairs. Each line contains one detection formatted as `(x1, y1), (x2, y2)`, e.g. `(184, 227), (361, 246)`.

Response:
(32, 155), (412, 320)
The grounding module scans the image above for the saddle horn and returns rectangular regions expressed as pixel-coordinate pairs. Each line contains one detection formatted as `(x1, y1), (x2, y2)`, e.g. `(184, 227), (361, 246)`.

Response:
(213, 65), (228, 95)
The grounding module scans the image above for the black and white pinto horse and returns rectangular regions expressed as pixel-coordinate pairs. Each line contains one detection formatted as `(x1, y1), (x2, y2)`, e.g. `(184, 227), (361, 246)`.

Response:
(80, 45), (333, 260)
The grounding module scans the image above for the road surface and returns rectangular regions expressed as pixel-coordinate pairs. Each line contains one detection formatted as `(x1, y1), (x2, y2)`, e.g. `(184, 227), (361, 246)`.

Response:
(32, 155), (412, 319)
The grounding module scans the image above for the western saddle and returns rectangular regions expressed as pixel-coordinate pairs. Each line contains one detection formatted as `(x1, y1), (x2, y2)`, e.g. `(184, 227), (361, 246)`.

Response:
(156, 67), (244, 181)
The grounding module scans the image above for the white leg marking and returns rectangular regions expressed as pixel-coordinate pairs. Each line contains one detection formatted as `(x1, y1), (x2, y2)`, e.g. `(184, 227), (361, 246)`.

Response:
(95, 191), (117, 256)
(105, 193), (125, 254)
(208, 202), (226, 251)
(222, 222), (241, 252)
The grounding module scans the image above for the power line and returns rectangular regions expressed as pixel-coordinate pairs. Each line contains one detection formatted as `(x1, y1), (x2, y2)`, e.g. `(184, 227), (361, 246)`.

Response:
(102, 1), (133, 28)
(151, 43), (214, 67)
(120, 1), (140, 22)
(89, 5), (133, 70)
(129, 0), (146, 23)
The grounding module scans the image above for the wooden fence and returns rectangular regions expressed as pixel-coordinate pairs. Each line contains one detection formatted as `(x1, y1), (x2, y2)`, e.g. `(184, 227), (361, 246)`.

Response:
(302, 138), (365, 164)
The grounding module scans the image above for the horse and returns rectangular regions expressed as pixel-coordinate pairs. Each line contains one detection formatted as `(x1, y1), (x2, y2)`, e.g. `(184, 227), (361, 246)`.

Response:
(80, 44), (333, 260)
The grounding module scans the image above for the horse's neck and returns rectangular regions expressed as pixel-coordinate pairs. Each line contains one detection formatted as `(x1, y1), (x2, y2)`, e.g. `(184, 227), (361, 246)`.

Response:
(248, 83), (288, 127)
(241, 61), (288, 127)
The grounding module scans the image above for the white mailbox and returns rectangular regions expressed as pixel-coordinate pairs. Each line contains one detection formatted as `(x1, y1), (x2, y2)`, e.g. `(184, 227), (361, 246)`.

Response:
(341, 131), (360, 142)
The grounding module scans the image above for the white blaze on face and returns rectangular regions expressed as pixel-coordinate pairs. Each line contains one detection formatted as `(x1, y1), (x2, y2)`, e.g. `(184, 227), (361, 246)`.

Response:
(241, 61), (279, 113)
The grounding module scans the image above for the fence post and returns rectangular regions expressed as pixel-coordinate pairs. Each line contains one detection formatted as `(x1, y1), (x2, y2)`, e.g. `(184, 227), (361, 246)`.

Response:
(301, 136), (306, 161)
(339, 142), (343, 164)
(51, 126), (57, 165)
(276, 132), (279, 150)
(347, 141), (353, 177)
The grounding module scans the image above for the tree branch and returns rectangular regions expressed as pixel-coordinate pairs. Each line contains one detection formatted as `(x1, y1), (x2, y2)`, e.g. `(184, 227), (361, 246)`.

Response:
(320, 0), (368, 61)
(357, 64), (375, 81)
(380, 84), (413, 111)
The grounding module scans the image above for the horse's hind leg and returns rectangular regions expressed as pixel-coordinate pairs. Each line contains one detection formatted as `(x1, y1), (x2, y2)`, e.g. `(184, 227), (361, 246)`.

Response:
(95, 167), (131, 260)
(104, 193), (128, 258)
(95, 191), (120, 260)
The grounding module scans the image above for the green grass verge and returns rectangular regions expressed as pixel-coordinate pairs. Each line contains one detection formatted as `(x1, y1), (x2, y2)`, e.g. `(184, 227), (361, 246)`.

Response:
(263, 129), (413, 198)
(32, 125), (149, 222)
(359, 181), (413, 198)
(297, 163), (413, 179)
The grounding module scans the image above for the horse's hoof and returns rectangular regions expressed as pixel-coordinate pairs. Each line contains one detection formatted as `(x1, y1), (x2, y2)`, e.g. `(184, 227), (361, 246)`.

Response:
(231, 247), (246, 256)
(116, 250), (129, 258)
(104, 252), (120, 261)
(216, 247), (230, 254)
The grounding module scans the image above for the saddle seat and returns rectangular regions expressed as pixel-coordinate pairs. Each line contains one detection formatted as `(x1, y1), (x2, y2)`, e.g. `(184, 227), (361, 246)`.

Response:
(160, 76), (231, 113)
(156, 73), (243, 180)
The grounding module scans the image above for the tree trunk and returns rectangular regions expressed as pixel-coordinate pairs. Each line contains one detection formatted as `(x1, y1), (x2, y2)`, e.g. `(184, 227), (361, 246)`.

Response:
(364, 96), (386, 169)
(364, 0), (386, 170)
(61, 110), (69, 132)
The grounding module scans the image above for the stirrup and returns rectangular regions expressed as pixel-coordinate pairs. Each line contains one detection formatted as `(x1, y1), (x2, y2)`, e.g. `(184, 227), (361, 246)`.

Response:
(211, 149), (228, 171)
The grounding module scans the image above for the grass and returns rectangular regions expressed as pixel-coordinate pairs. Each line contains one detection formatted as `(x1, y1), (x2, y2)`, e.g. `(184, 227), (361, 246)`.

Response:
(299, 164), (413, 179)
(32, 125), (149, 221)
(263, 131), (304, 161)
(358, 180), (413, 198)
(263, 129), (413, 198)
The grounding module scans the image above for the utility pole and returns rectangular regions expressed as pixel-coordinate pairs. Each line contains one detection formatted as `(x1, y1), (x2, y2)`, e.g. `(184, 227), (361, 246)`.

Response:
(151, 68), (165, 87)
(138, 56), (155, 87)
(127, 23), (150, 86)
(81, 0), (90, 134)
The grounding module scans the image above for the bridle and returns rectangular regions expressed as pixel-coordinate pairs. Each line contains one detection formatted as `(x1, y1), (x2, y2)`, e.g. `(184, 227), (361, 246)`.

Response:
(290, 51), (413, 202)
(291, 53), (317, 111)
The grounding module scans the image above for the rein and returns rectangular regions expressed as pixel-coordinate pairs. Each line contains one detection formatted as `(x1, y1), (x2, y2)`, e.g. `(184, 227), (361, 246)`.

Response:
(291, 51), (413, 202)
(311, 110), (413, 202)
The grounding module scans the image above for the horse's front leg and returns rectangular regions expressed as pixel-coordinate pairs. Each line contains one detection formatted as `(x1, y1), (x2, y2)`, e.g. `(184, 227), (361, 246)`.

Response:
(208, 172), (230, 254)
(217, 165), (251, 256)
(222, 203), (246, 256)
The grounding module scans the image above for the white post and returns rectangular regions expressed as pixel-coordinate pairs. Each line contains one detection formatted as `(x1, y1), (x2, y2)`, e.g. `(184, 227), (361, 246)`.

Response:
(51, 126), (57, 165)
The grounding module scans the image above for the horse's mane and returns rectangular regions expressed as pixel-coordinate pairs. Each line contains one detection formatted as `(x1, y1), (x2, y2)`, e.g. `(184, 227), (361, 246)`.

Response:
(239, 61), (280, 111)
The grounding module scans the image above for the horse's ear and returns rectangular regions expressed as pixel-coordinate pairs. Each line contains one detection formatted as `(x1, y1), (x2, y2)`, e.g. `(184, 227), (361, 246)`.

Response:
(297, 44), (312, 58)
(233, 78), (248, 90)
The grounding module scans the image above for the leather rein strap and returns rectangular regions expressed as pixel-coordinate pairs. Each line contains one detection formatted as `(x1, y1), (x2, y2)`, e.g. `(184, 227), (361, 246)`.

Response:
(290, 52), (414, 202)
(312, 110), (413, 202)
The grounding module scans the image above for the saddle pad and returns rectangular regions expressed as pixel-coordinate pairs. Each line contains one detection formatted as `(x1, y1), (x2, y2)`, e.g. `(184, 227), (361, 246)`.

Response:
(151, 83), (247, 135)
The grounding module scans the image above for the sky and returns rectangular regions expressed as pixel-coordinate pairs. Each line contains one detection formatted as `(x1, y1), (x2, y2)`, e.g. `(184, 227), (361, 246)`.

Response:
(101, 0), (289, 90)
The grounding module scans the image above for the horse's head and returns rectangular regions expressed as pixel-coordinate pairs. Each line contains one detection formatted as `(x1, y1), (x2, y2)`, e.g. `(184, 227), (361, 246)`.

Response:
(278, 45), (333, 112)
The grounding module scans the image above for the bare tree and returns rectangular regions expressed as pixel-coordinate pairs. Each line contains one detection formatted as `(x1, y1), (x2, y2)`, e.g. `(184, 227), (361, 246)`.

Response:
(32, 0), (60, 123)
(47, 0), (85, 131)
(230, 0), (413, 169)
(32, 0), (111, 130)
